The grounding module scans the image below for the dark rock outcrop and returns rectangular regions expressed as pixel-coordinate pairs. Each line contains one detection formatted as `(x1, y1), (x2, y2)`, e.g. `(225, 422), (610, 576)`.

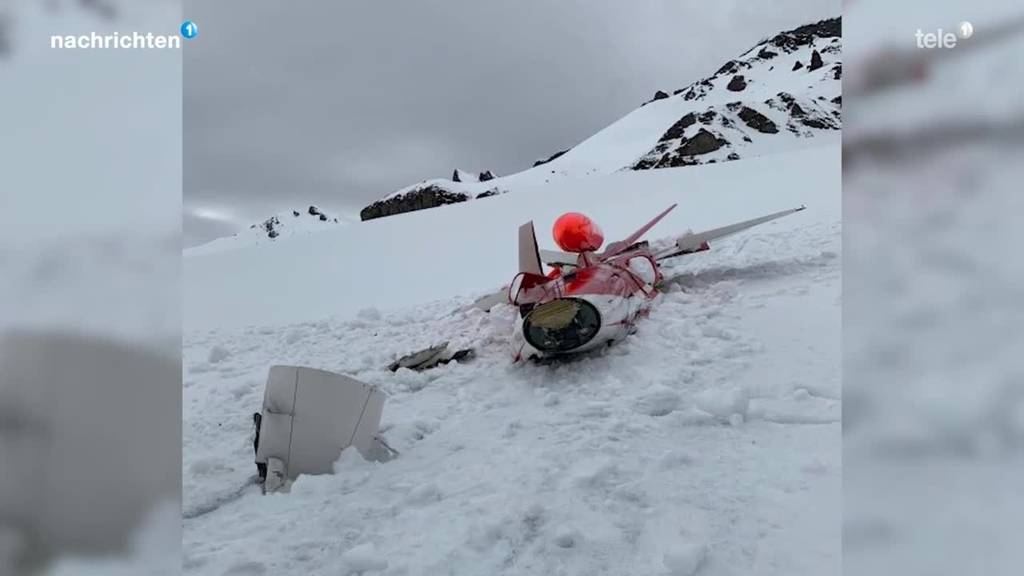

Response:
(360, 185), (469, 221)
(809, 50), (824, 71)
(727, 75), (747, 92)
(260, 217), (281, 239)
(634, 128), (729, 170)
(533, 148), (569, 168)
(659, 113), (697, 142)
(453, 169), (495, 182)
(792, 60), (803, 71)
(765, 91), (840, 132)
(768, 18), (841, 52)
(737, 106), (778, 133)
(716, 60), (740, 76)
(642, 90), (671, 106)
(677, 129), (726, 156)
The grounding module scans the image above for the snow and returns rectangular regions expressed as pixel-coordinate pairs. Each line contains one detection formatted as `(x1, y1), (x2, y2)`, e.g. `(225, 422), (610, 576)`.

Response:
(188, 208), (354, 256)
(842, 2), (1024, 574)
(183, 148), (839, 575)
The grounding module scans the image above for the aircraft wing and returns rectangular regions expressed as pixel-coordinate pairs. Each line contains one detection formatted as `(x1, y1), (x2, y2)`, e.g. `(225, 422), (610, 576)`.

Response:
(469, 288), (508, 312)
(659, 205), (806, 259)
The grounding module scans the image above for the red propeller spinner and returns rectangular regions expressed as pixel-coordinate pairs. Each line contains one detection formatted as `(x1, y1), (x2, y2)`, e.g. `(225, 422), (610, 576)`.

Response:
(553, 212), (604, 253)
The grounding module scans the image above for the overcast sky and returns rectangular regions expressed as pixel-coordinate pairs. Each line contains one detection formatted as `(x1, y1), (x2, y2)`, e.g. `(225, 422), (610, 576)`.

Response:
(184, 0), (837, 247)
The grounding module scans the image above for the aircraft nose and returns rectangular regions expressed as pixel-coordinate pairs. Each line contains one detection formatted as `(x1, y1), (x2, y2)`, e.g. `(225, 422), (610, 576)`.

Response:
(523, 298), (602, 353)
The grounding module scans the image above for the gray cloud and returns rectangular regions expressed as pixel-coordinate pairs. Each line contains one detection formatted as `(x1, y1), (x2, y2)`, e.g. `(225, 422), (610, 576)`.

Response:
(184, 0), (836, 246)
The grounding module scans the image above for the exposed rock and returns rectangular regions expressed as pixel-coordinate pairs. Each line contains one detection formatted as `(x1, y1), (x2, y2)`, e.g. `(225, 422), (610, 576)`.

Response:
(697, 110), (717, 124)
(642, 90), (671, 106)
(716, 60), (740, 76)
(475, 188), (500, 199)
(308, 206), (322, 216)
(360, 185), (469, 221)
(726, 152), (741, 161)
(768, 18), (841, 52)
(832, 63), (842, 80)
(452, 168), (495, 183)
(800, 114), (839, 130)
(292, 211), (300, 217)
(831, 95), (841, 106)
(727, 75), (747, 92)
(259, 216), (281, 239)
(653, 17), (840, 107)
(638, 128), (730, 169)
(737, 106), (778, 133)
(809, 50), (824, 71)
(533, 148), (569, 168)
(659, 113), (697, 142)
(677, 129), (726, 156)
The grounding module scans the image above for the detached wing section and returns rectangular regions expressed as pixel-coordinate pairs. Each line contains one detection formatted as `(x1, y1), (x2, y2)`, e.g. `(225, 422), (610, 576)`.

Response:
(658, 205), (806, 260)
(601, 203), (677, 260)
(470, 289), (509, 312)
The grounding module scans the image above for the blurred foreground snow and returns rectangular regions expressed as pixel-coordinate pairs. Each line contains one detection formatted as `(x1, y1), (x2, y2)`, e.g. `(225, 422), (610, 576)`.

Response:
(0, 1), (181, 573)
(844, 1), (1024, 574)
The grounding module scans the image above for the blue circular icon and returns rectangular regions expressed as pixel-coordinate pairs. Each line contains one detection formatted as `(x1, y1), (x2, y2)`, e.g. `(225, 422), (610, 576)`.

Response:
(181, 20), (198, 39)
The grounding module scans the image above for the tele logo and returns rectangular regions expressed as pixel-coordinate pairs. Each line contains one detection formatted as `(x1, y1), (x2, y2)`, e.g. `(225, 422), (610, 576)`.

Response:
(915, 21), (973, 48)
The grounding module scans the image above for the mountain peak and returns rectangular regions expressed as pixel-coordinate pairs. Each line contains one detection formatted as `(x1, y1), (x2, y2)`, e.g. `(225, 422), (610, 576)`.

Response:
(353, 16), (840, 221)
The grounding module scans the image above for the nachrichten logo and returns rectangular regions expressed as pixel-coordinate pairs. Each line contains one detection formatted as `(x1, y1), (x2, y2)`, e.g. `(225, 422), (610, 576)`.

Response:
(49, 20), (199, 50)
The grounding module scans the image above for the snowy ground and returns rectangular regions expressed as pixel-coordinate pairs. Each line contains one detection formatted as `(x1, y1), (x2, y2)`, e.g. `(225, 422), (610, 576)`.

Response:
(842, 2), (1024, 574)
(183, 148), (840, 575)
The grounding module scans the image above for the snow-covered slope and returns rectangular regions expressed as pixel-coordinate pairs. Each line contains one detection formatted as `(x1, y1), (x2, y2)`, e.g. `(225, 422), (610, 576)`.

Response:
(183, 142), (840, 575)
(189, 206), (354, 255)
(185, 146), (838, 331)
(362, 18), (840, 220)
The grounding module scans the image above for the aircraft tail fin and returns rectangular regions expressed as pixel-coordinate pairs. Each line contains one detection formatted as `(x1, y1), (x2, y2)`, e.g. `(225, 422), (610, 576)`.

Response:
(518, 221), (544, 276)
